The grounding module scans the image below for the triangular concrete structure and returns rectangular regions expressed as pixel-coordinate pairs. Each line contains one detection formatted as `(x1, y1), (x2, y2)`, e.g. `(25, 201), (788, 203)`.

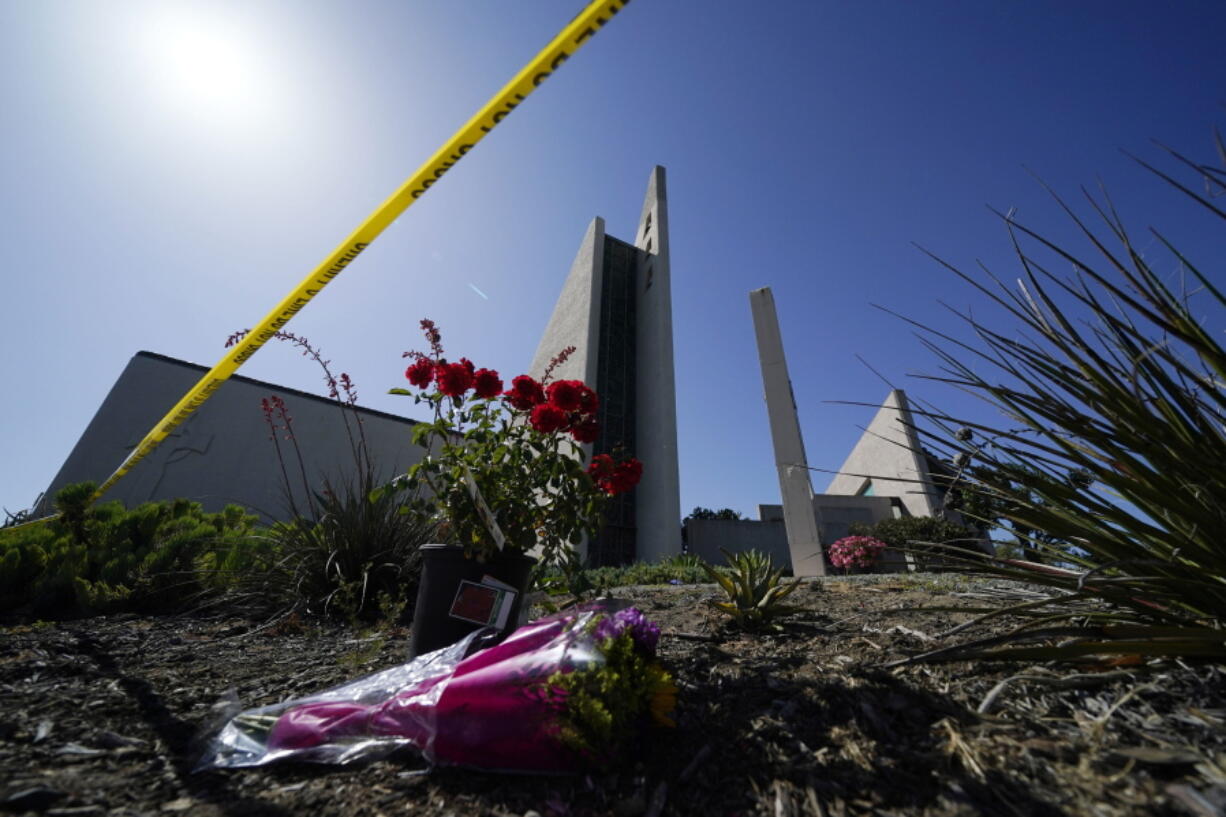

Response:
(826, 389), (940, 518)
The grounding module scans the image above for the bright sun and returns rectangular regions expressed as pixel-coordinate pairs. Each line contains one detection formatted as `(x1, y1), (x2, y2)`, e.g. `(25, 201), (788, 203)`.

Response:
(138, 7), (279, 128)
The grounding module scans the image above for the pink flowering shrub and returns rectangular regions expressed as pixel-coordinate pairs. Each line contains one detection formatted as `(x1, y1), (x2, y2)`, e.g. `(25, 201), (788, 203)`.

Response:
(828, 535), (887, 571)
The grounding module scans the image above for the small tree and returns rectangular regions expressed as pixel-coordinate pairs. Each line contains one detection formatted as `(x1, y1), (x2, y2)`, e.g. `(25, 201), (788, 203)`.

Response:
(685, 507), (744, 521)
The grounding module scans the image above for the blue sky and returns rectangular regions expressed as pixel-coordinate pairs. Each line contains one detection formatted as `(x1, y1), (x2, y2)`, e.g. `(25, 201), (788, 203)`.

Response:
(2, 0), (1223, 520)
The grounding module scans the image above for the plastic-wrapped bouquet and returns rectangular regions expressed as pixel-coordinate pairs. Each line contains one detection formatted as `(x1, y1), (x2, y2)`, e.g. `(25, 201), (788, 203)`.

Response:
(199, 601), (675, 773)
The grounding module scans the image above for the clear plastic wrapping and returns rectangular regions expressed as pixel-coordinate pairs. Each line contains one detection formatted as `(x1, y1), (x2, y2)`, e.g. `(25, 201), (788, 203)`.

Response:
(199, 600), (672, 774)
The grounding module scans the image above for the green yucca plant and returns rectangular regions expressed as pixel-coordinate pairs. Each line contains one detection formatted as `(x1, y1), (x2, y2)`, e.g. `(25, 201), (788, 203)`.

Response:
(701, 548), (803, 628)
(899, 131), (1226, 663)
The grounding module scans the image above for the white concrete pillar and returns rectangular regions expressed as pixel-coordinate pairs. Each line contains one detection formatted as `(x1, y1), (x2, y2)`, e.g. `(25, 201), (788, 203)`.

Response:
(749, 287), (826, 576)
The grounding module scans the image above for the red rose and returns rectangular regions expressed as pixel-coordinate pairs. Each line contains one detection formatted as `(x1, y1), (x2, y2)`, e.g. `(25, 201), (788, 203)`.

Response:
(504, 375), (545, 411)
(570, 416), (600, 444)
(405, 358), (434, 389)
(611, 459), (643, 493)
(546, 380), (584, 412)
(459, 357), (476, 375)
(587, 454), (615, 480)
(472, 368), (503, 400)
(435, 361), (473, 397)
(529, 403), (568, 434)
(576, 385), (598, 416)
(587, 456), (642, 495)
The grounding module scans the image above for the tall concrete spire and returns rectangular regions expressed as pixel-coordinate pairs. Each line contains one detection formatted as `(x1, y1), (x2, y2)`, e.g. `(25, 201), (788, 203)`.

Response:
(532, 167), (681, 566)
(749, 287), (826, 576)
(632, 167), (681, 564)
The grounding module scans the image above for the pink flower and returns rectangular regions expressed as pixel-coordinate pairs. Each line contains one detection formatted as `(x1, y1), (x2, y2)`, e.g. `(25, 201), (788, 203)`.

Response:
(828, 535), (886, 569)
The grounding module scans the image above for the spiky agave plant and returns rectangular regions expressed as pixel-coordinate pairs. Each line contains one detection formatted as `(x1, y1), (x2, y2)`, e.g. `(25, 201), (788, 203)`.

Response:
(701, 548), (804, 628)
(899, 132), (1226, 663)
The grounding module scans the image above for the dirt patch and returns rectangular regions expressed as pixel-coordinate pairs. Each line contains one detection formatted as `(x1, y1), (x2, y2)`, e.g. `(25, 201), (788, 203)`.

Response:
(2, 577), (1222, 816)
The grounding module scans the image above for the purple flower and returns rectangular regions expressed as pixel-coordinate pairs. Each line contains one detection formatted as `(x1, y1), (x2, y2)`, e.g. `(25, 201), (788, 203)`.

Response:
(594, 608), (660, 654)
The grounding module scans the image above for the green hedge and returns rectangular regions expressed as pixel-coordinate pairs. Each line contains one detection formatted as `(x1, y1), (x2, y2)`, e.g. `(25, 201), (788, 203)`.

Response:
(0, 482), (262, 616)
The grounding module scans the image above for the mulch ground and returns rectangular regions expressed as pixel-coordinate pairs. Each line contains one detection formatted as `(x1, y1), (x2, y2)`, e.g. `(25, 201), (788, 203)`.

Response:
(2, 576), (1223, 817)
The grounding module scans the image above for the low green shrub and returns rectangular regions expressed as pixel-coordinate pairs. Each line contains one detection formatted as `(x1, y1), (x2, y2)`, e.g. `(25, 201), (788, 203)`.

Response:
(0, 482), (259, 616)
(848, 516), (979, 570)
(599, 553), (710, 587)
(535, 553), (710, 598)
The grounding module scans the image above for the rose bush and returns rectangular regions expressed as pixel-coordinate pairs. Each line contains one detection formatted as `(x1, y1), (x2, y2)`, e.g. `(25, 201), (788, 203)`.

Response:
(384, 320), (641, 566)
(828, 535), (887, 572)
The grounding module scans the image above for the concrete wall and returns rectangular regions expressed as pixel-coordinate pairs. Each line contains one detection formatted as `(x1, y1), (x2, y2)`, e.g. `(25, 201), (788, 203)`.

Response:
(40, 351), (423, 521)
(685, 518), (789, 568)
(813, 495), (898, 541)
(529, 218), (604, 390)
(694, 495), (909, 572)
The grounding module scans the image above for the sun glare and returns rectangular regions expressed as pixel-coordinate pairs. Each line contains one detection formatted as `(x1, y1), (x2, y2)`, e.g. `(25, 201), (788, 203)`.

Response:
(138, 7), (282, 130)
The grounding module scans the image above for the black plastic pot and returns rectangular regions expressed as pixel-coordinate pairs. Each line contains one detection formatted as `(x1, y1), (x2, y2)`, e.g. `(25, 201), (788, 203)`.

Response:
(407, 544), (536, 658)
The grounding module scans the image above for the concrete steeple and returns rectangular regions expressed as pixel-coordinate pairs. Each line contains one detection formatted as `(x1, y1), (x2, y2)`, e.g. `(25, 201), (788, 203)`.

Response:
(531, 167), (681, 565)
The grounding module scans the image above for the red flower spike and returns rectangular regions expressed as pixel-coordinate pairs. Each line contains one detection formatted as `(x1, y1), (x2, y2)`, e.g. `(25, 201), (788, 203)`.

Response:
(419, 319), (444, 358)
(542, 345), (576, 384)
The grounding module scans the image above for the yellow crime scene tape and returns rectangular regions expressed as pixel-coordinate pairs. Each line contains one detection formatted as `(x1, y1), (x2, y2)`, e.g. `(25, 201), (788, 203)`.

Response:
(12, 0), (632, 531)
